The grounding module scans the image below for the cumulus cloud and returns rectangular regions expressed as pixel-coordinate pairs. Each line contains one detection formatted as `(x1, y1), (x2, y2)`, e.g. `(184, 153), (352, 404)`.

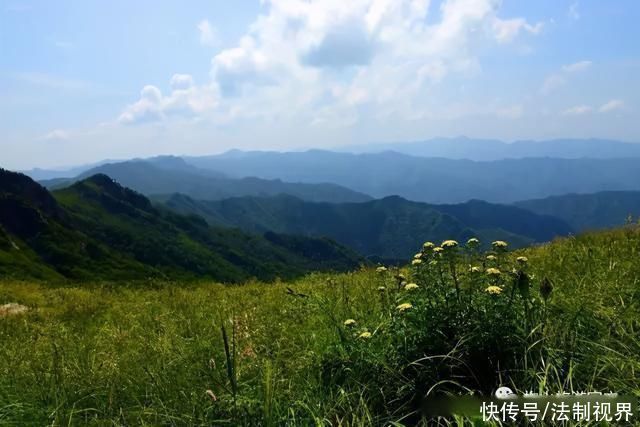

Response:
(492, 18), (543, 44)
(301, 22), (375, 68)
(562, 105), (592, 115)
(561, 100), (624, 116)
(120, 0), (543, 129)
(542, 60), (592, 94)
(118, 75), (217, 125)
(198, 19), (218, 47)
(205, 0), (542, 122)
(170, 74), (195, 90)
(599, 99), (624, 113)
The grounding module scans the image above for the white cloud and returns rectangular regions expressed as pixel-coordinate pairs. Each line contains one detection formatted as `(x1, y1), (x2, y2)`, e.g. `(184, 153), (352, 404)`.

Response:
(198, 19), (218, 47)
(542, 60), (592, 94)
(492, 18), (543, 44)
(115, 0), (543, 133)
(599, 99), (624, 113)
(560, 99), (624, 116)
(42, 129), (71, 141)
(118, 76), (218, 125)
(562, 105), (592, 115)
(202, 0), (542, 123)
(562, 60), (591, 73)
(170, 74), (195, 90)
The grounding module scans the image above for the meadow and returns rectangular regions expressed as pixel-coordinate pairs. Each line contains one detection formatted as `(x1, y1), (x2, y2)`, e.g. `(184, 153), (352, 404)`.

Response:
(1, 226), (640, 425)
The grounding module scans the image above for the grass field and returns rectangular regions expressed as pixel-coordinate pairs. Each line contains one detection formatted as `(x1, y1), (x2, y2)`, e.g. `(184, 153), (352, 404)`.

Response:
(2, 226), (640, 425)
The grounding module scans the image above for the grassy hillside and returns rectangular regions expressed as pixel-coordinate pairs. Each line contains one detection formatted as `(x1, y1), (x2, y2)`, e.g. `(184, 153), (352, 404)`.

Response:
(2, 227), (639, 424)
(0, 169), (362, 282)
(161, 193), (572, 259)
(516, 190), (640, 231)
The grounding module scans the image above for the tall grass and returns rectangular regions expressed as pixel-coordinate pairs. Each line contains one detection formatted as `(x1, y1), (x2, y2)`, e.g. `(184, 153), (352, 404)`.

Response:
(1, 226), (639, 425)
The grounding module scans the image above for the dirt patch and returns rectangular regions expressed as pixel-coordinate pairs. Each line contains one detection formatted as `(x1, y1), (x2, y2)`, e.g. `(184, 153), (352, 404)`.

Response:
(0, 303), (29, 317)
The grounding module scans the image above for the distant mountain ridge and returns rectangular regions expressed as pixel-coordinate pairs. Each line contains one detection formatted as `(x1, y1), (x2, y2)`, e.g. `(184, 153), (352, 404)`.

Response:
(39, 158), (372, 203)
(22, 138), (640, 182)
(161, 193), (574, 259)
(340, 137), (640, 160)
(183, 150), (640, 203)
(0, 168), (362, 282)
(515, 191), (640, 231)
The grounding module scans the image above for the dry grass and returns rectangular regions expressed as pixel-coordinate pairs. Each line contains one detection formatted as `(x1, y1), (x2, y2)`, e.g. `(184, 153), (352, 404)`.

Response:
(0, 303), (28, 317)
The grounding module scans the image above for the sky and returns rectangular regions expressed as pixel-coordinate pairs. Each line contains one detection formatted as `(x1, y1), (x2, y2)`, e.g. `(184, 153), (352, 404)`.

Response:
(1, 0), (639, 170)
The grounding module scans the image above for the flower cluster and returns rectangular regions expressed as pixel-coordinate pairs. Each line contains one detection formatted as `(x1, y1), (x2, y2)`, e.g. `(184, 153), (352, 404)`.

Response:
(441, 240), (458, 249)
(485, 285), (503, 295)
(492, 240), (508, 251)
(396, 303), (413, 312)
(486, 267), (501, 277)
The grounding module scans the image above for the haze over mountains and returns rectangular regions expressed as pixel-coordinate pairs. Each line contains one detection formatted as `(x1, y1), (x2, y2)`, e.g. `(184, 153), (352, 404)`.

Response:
(7, 137), (640, 266)
(186, 150), (640, 203)
(41, 158), (371, 203)
(24, 138), (640, 181)
(22, 138), (640, 205)
(341, 137), (640, 161)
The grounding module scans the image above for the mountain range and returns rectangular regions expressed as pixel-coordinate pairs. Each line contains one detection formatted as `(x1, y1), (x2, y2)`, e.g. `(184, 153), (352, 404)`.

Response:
(23, 138), (640, 182)
(515, 191), (640, 231)
(0, 169), (362, 282)
(159, 193), (573, 259)
(340, 137), (640, 161)
(40, 157), (371, 203)
(9, 138), (640, 270)
(184, 150), (640, 203)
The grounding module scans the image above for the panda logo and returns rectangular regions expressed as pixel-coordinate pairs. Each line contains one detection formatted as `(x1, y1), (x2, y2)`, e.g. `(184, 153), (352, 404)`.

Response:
(495, 386), (516, 400)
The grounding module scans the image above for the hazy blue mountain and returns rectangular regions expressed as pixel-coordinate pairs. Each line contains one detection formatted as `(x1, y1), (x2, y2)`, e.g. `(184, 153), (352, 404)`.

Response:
(184, 150), (640, 203)
(515, 191), (640, 231)
(341, 137), (640, 160)
(22, 137), (640, 181)
(161, 193), (573, 258)
(0, 169), (362, 282)
(39, 159), (372, 203)
(21, 159), (118, 181)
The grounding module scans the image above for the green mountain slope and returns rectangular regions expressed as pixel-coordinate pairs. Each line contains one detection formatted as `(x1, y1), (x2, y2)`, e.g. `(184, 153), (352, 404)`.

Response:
(515, 191), (640, 231)
(41, 158), (372, 203)
(161, 193), (573, 259)
(0, 169), (362, 282)
(434, 199), (572, 242)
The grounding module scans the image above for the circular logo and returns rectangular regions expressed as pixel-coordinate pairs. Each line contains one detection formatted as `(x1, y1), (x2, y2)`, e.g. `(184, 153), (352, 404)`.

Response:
(495, 386), (516, 399)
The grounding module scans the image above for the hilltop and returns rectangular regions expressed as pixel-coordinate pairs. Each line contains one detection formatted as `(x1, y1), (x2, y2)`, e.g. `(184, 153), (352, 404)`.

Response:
(0, 169), (362, 282)
(38, 158), (372, 203)
(160, 193), (572, 258)
(516, 190), (640, 231)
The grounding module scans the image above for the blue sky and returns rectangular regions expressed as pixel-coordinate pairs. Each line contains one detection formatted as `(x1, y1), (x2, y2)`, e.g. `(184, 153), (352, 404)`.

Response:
(1, 0), (639, 169)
